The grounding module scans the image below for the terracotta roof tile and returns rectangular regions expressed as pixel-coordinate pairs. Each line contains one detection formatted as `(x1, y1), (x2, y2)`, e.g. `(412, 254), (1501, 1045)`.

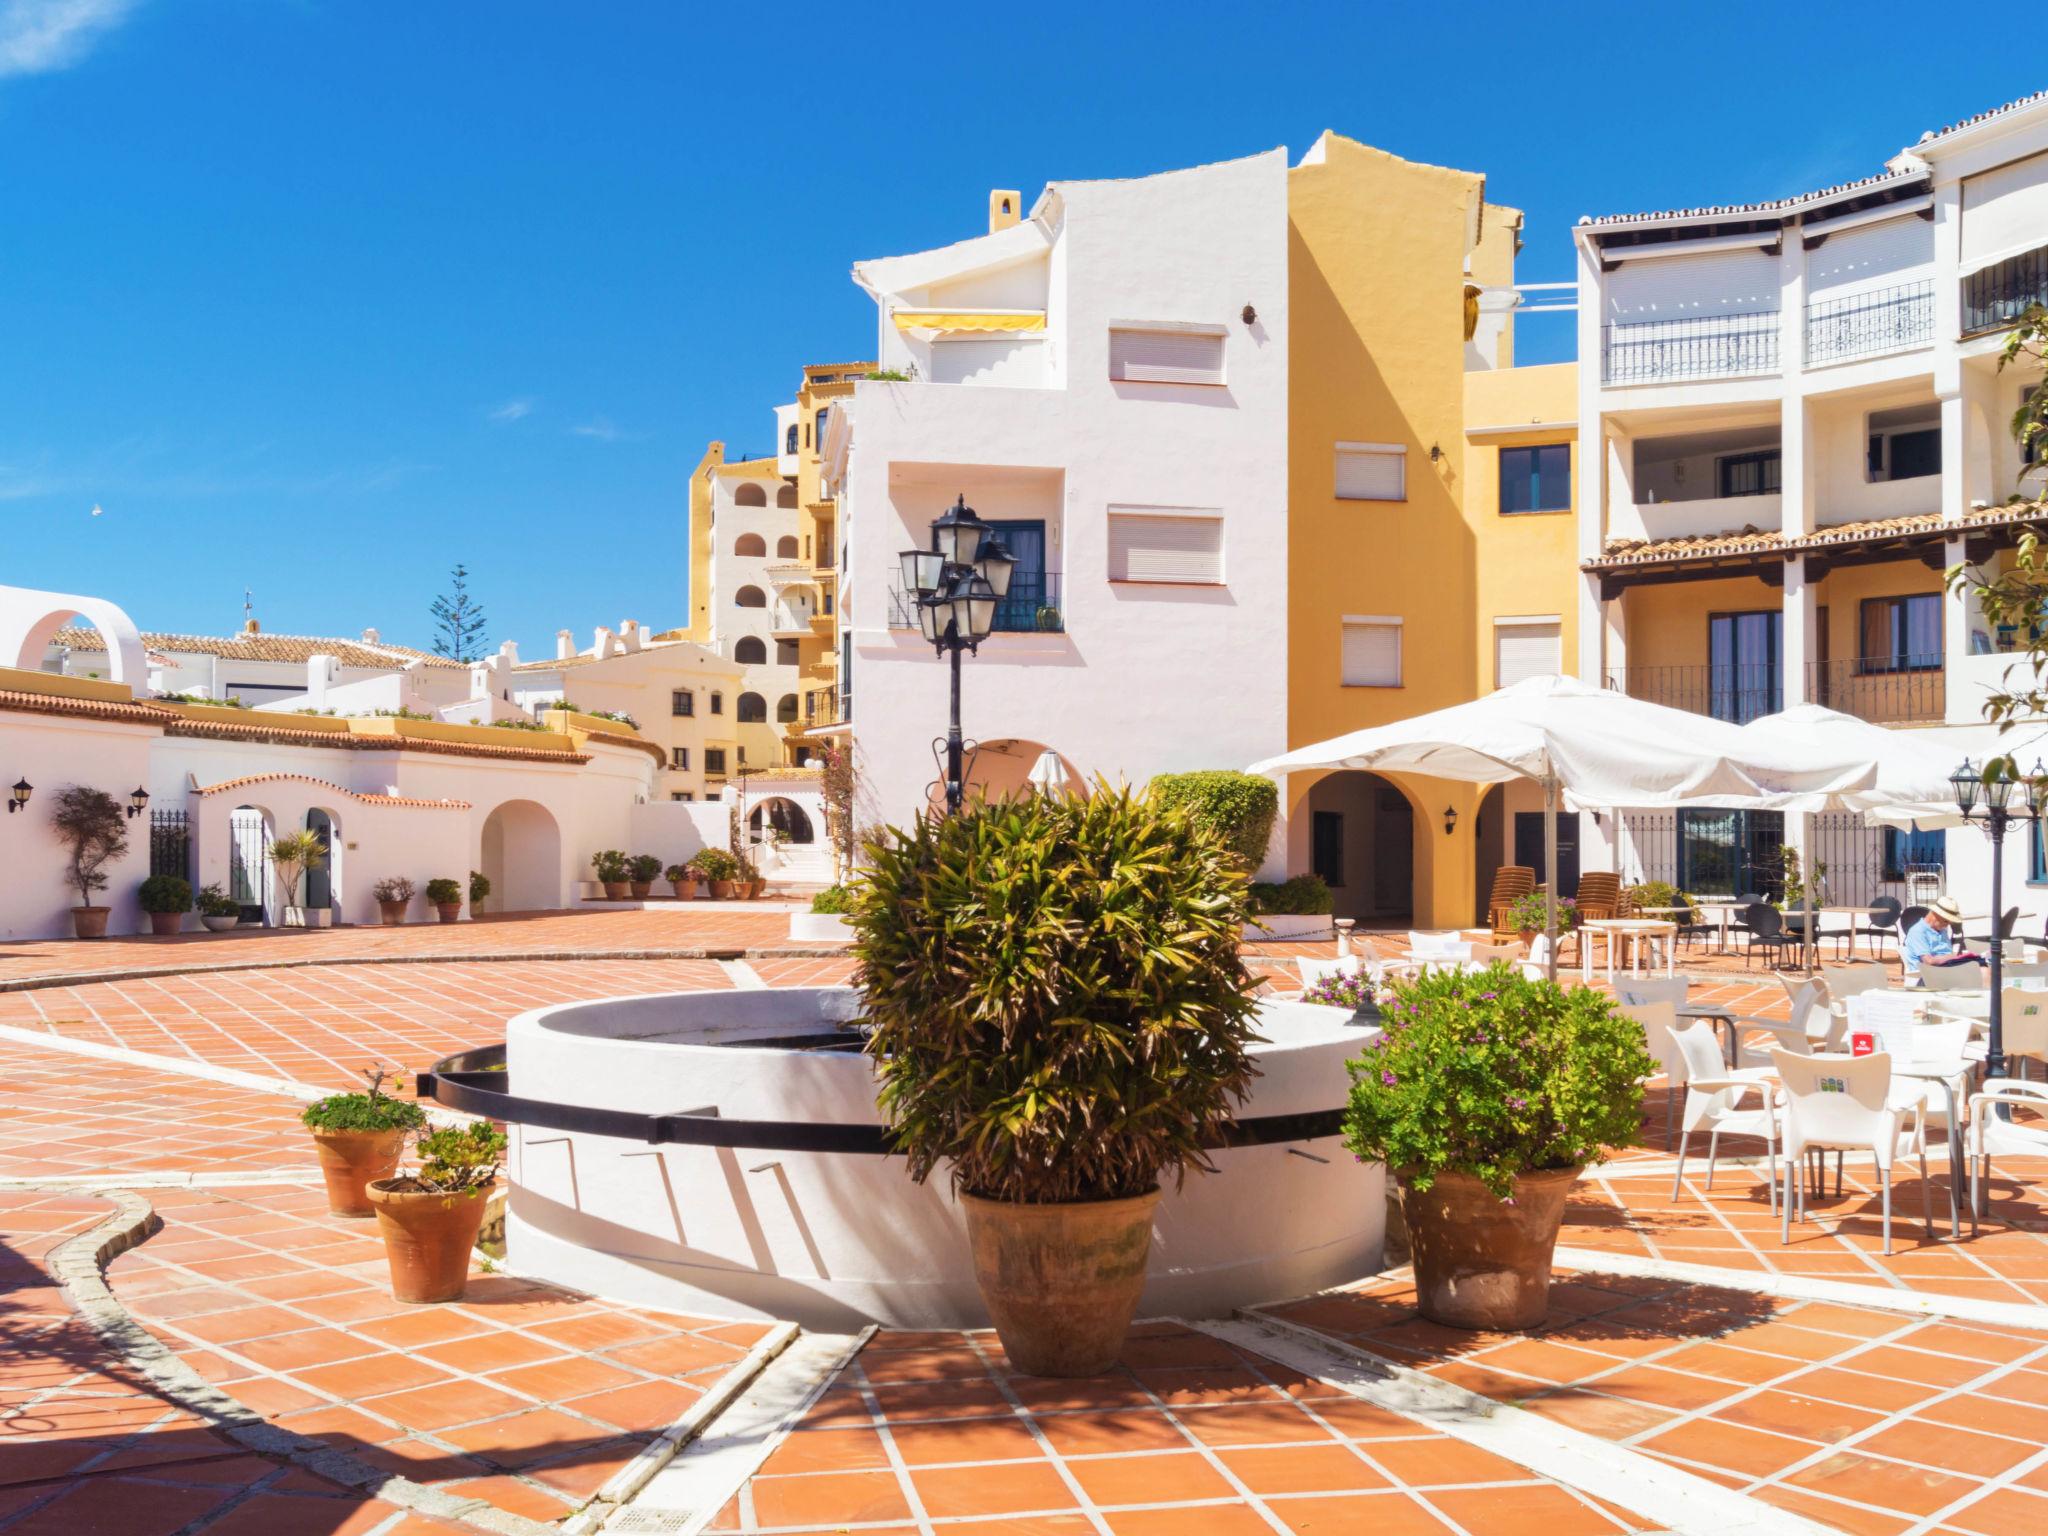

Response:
(1581, 170), (1924, 229)
(194, 772), (470, 809)
(1918, 88), (2048, 146)
(0, 690), (172, 725)
(1588, 505), (2045, 570)
(49, 627), (465, 669)
(160, 717), (591, 764)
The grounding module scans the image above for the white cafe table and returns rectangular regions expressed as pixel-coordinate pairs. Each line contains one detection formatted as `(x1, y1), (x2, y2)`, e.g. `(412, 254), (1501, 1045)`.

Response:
(1687, 898), (1745, 955)
(1579, 919), (1677, 983)
(1891, 1053), (1978, 1240)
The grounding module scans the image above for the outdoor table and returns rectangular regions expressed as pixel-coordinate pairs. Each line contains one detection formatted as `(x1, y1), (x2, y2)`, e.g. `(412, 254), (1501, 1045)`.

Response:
(1675, 1000), (1748, 1069)
(1819, 905), (1881, 959)
(1891, 1054), (1975, 1240)
(1579, 919), (1676, 983)
(1688, 898), (1744, 955)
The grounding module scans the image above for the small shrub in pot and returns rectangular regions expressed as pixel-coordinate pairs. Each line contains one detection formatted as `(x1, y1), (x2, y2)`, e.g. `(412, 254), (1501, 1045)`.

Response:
(468, 869), (491, 915)
(810, 884), (852, 914)
(373, 876), (415, 926)
(687, 847), (738, 897)
(138, 874), (192, 936)
(1247, 874), (1333, 917)
(424, 877), (463, 922)
(366, 1120), (506, 1303)
(52, 785), (127, 938)
(851, 780), (1259, 1376)
(196, 882), (240, 932)
(627, 853), (662, 898)
(664, 862), (697, 899)
(302, 1067), (427, 1217)
(1341, 964), (1651, 1330)
(591, 849), (629, 899)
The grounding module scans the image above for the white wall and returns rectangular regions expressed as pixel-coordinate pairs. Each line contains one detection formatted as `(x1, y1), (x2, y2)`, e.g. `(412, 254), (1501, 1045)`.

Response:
(0, 714), (157, 940)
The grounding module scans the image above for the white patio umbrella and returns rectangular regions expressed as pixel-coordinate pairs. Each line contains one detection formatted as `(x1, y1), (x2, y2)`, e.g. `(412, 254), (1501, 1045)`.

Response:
(1026, 749), (1073, 797)
(1247, 675), (1875, 979)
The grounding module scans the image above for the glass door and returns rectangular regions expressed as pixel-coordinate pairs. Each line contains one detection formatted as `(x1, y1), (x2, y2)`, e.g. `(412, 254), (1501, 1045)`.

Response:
(986, 520), (1046, 632)
(1709, 610), (1781, 723)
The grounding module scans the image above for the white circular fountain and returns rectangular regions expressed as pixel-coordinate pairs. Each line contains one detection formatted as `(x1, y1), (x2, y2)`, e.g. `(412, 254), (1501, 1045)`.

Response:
(502, 986), (1384, 1328)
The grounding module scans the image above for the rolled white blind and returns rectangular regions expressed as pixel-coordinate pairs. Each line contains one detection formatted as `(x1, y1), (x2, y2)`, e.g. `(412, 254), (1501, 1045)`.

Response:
(1108, 327), (1226, 385)
(1494, 622), (1561, 688)
(1335, 444), (1405, 501)
(1603, 248), (1779, 318)
(1962, 151), (2048, 271)
(1108, 513), (1222, 583)
(1341, 621), (1401, 686)
(1807, 215), (1934, 295)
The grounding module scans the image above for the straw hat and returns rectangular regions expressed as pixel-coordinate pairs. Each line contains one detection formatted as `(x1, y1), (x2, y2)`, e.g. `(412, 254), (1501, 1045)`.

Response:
(1928, 895), (1964, 924)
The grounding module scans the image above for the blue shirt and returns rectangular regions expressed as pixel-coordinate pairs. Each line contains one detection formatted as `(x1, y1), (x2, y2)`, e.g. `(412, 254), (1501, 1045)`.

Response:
(1901, 917), (1956, 974)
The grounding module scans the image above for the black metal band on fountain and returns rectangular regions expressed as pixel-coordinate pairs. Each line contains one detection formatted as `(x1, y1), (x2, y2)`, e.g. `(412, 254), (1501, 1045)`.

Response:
(419, 1043), (1346, 1154)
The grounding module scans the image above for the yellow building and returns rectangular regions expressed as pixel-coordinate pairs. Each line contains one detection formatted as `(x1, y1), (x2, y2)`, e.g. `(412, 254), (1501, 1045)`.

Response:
(1282, 132), (1580, 927)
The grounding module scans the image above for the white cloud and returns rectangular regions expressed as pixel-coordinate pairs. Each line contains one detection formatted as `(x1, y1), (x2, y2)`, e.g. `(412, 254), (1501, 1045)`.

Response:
(488, 397), (534, 423)
(0, 0), (137, 78)
(571, 416), (642, 443)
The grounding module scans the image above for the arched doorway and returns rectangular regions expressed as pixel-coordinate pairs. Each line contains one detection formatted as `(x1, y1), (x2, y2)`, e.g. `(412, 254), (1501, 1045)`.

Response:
(943, 738), (1083, 808)
(229, 806), (273, 925)
(1302, 772), (1414, 922)
(304, 808), (340, 915)
(750, 797), (815, 844)
(1473, 785), (1506, 926)
(480, 800), (563, 913)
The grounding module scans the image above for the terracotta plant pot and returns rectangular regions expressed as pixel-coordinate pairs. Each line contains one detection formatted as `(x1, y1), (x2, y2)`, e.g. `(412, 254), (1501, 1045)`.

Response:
(201, 914), (238, 933)
(1399, 1165), (1580, 1331)
(748, 880), (767, 899)
(603, 881), (629, 900)
(71, 906), (110, 940)
(670, 879), (696, 900)
(629, 881), (653, 899)
(379, 901), (407, 926)
(710, 879), (735, 899)
(961, 1188), (1161, 1377)
(434, 902), (461, 923)
(148, 912), (182, 936)
(310, 1128), (406, 1218)
(366, 1179), (493, 1303)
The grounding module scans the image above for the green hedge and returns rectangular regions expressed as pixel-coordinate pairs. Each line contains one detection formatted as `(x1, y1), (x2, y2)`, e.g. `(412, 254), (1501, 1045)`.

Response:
(1248, 875), (1333, 916)
(1147, 771), (1277, 873)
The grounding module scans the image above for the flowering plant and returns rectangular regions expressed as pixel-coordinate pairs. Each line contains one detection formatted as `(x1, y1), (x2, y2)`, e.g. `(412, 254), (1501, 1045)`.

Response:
(1341, 964), (1651, 1197)
(1505, 891), (1576, 934)
(1301, 972), (1394, 1012)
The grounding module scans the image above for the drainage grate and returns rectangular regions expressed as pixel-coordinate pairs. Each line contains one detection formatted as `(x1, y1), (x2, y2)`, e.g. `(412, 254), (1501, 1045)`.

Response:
(606, 1511), (704, 1534)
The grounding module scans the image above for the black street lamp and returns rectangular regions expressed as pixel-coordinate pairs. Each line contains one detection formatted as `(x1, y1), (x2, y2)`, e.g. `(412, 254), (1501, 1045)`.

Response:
(900, 494), (1013, 814)
(1950, 754), (2048, 1086)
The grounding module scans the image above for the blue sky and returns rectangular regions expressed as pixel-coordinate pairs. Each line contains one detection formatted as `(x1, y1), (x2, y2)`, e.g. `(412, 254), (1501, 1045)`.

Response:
(1, 1), (2035, 659)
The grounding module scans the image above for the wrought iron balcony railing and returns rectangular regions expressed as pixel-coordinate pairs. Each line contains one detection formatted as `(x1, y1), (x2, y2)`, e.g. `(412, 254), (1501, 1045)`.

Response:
(1809, 655), (1944, 724)
(1805, 281), (1935, 365)
(1601, 310), (1780, 385)
(1602, 664), (1782, 724)
(887, 572), (1065, 634)
(1963, 245), (2048, 338)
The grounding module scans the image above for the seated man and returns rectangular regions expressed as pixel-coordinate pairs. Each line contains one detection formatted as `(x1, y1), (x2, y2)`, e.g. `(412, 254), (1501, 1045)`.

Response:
(1902, 895), (1983, 980)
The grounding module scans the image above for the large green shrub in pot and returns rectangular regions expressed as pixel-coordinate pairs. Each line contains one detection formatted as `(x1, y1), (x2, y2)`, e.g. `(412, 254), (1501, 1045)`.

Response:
(1146, 770), (1277, 875)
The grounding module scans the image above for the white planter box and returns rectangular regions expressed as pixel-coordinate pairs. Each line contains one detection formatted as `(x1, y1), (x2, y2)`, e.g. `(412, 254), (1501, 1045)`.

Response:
(789, 911), (854, 942)
(1242, 914), (1335, 942)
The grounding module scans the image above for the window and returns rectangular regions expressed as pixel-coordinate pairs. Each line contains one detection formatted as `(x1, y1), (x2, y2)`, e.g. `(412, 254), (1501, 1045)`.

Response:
(671, 791), (694, 802)
(671, 689), (693, 717)
(1717, 449), (1781, 498)
(1107, 511), (1223, 584)
(815, 408), (830, 446)
(784, 424), (797, 455)
(776, 638), (799, 665)
(1675, 809), (1785, 896)
(1499, 445), (1570, 514)
(1311, 811), (1344, 889)
(1335, 443), (1406, 502)
(1108, 325), (1226, 386)
(1493, 618), (1561, 689)
(710, 692), (723, 715)
(1341, 617), (1402, 687)
(670, 746), (689, 770)
(1884, 825), (1944, 882)
(737, 692), (766, 723)
(734, 533), (767, 557)
(704, 748), (727, 775)
(776, 694), (798, 723)
(1868, 427), (1940, 481)
(775, 483), (798, 508)
(734, 636), (766, 665)
(1708, 610), (1781, 722)
(823, 591), (833, 615)
(734, 586), (767, 608)
(776, 535), (799, 558)
(1858, 594), (1942, 673)
(734, 482), (767, 507)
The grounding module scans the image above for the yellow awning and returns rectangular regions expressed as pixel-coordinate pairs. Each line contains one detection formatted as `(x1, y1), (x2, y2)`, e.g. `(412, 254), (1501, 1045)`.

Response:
(891, 309), (1045, 333)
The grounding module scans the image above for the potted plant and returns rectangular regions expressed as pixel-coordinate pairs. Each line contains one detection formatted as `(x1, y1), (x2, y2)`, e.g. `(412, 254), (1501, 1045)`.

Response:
(373, 876), (414, 925)
(196, 883), (240, 933)
(51, 785), (128, 939)
(138, 874), (192, 937)
(1244, 875), (1335, 942)
(592, 849), (629, 900)
(627, 854), (662, 899)
(269, 829), (329, 928)
(301, 1068), (426, 1217)
(424, 878), (463, 922)
(665, 862), (697, 900)
(468, 869), (491, 916)
(1505, 890), (1576, 946)
(1341, 964), (1652, 1331)
(366, 1120), (506, 1303)
(790, 883), (853, 941)
(688, 847), (738, 898)
(851, 781), (1258, 1377)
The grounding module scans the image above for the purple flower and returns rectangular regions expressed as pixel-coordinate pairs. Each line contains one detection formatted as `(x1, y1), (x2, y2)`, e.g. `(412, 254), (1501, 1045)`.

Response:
(1380, 1070), (1399, 1087)
(1507, 1095), (1527, 1109)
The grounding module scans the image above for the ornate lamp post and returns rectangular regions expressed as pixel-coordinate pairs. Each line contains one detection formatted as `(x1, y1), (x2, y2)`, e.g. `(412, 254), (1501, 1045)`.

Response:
(1949, 754), (2047, 1086)
(899, 495), (1015, 814)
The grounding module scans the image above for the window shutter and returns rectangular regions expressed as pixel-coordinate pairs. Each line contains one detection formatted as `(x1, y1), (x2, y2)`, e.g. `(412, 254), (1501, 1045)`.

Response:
(1334, 444), (1406, 501)
(1494, 622), (1561, 688)
(1341, 621), (1401, 687)
(1108, 327), (1226, 385)
(1107, 513), (1222, 583)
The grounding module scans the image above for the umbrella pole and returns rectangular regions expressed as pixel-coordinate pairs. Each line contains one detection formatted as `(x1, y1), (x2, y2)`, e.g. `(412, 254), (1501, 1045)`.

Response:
(1803, 810), (1817, 975)
(1544, 774), (1559, 984)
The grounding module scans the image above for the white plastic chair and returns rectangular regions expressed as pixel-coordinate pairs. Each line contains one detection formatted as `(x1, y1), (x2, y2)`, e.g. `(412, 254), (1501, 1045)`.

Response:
(1667, 1015), (1779, 1214)
(1297, 954), (1362, 988)
(1772, 1050), (1930, 1256)
(1967, 1079), (2048, 1226)
(1725, 977), (1838, 1066)
(1919, 960), (1987, 992)
(2001, 988), (2048, 1079)
(1617, 998), (1690, 1148)
(1821, 962), (1888, 1001)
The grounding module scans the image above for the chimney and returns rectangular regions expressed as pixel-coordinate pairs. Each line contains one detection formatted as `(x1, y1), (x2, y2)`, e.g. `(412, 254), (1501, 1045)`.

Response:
(988, 189), (1021, 233)
(242, 617), (261, 635)
(593, 626), (615, 659)
(621, 620), (643, 652)
(499, 638), (520, 667)
(361, 626), (381, 644)
(555, 628), (574, 660)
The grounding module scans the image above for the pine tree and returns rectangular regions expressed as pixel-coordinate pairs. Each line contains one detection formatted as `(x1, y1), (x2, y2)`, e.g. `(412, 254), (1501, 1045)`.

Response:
(430, 564), (488, 662)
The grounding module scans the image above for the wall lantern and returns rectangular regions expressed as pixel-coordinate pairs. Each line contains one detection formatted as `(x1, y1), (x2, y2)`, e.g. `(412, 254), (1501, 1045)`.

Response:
(1442, 805), (1458, 836)
(127, 786), (150, 819)
(7, 779), (30, 814)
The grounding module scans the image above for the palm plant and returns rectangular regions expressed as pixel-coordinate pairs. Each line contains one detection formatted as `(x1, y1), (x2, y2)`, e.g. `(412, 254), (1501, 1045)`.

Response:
(268, 828), (328, 912)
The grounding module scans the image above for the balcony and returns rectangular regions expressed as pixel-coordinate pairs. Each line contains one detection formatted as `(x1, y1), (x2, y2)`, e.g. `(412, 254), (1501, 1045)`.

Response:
(803, 687), (840, 727)
(1603, 665), (1781, 724)
(1804, 281), (1935, 366)
(888, 572), (1065, 634)
(771, 605), (817, 638)
(1601, 311), (1779, 386)
(1605, 657), (1945, 726)
(1963, 245), (2048, 338)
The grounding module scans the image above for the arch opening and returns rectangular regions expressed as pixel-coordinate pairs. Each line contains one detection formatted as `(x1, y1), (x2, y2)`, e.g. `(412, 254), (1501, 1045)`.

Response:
(734, 532), (767, 557)
(734, 482), (767, 507)
(733, 636), (767, 665)
(481, 799), (563, 913)
(1301, 771), (1415, 923)
(734, 586), (767, 609)
(749, 797), (815, 844)
(775, 484), (798, 509)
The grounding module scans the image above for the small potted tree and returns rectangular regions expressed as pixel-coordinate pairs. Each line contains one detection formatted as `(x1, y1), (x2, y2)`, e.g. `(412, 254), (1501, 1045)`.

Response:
(591, 849), (629, 900)
(687, 847), (737, 898)
(627, 854), (662, 899)
(1506, 890), (1577, 948)
(1342, 964), (1652, 1331)
(373, 876), (414, 925)
(138, 875), (192, 936)
(366, 1120), (506, 1303)
(424, 878), (463, 922)
(468, 869), (491, 916)
(196, 883), (240, 932)
(269, 829), (329, 928)
(301, 1068), (426, 1217)
(52, 785), (128, 939)
(851, 781), (1258, 1377)
(665, 862), (697, 900)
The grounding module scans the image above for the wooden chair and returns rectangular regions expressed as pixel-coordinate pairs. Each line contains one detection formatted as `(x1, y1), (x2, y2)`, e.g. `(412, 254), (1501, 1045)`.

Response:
(1574, 872), (1622, 922)
(1487, 865), (1536, 942)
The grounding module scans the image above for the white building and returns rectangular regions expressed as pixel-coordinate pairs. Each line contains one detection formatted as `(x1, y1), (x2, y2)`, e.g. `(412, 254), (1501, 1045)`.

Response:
(1573, 89), (2048, 922)
(823, 151), (1292, 833)
(44, 620), (470, 706)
